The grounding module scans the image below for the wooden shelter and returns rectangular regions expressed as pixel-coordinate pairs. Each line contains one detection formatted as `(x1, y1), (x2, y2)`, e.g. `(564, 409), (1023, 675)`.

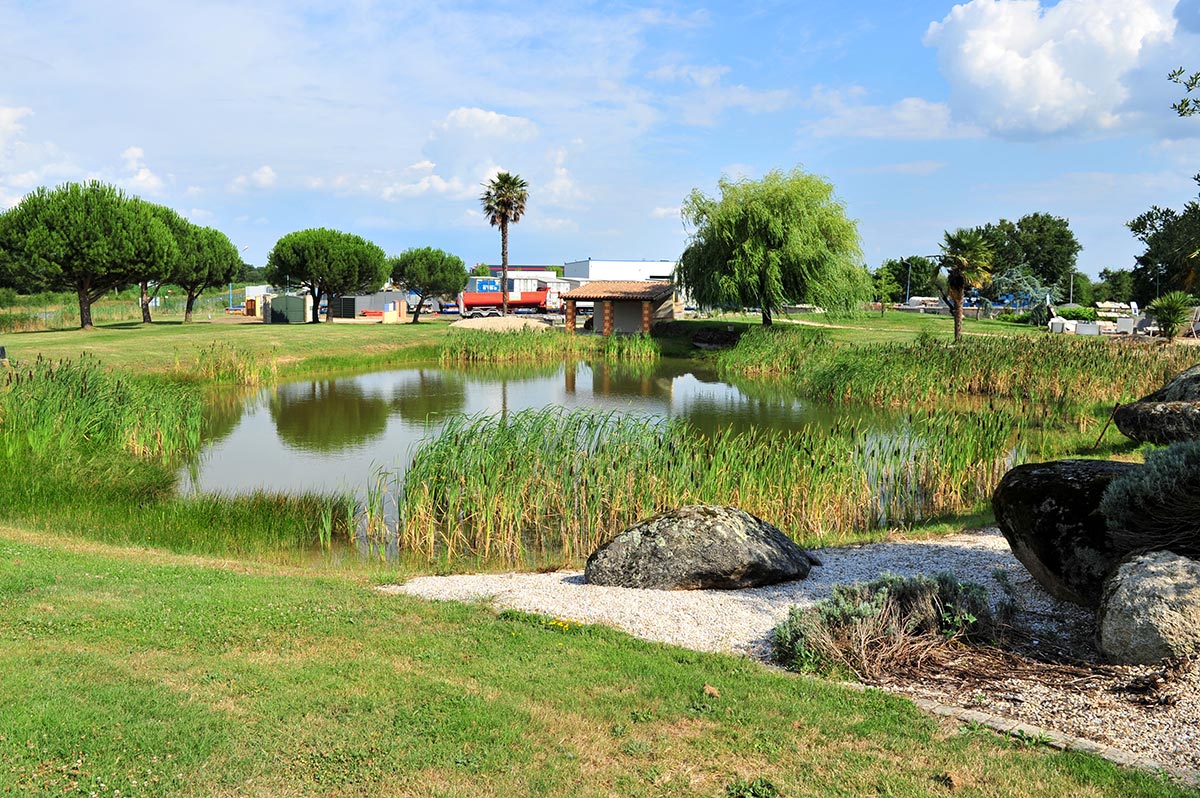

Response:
(560, 281), (676, 336)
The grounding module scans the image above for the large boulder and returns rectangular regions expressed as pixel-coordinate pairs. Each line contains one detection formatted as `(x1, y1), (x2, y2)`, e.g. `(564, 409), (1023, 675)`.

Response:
(1098, 550), (1200, 665)
(992, 459), (1138, 606)
(584, 505), (821, 590)
(1113, 364), (1200, 445)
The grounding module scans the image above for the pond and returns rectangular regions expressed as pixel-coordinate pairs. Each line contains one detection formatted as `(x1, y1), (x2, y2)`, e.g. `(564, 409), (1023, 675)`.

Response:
(181, 359), (898, 496)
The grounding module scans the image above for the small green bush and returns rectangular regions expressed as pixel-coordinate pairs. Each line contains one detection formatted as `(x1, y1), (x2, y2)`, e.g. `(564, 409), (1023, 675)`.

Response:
(1100, 441), (1200, 558)
(772, 573), (994, 680)
(994, 311), (1030, 324)
(1055, 306), (1098, 322)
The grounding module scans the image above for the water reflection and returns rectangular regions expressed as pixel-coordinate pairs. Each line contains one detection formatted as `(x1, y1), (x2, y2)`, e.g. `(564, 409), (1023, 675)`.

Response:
(270, 381), (392, 452)
(183, 359), (906, 496)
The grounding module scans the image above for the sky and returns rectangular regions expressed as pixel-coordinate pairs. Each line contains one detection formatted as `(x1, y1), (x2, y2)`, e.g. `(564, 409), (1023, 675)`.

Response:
(1, 0), (1199, 279)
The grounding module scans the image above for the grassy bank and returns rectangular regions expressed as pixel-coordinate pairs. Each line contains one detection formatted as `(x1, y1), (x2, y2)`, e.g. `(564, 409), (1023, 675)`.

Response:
(0, 529), (1189, 798)
(0, 354), (345, 559)
(1, 316), (457, 379)
(718, 327), (1196, 407)
(440, 327), (660, 364)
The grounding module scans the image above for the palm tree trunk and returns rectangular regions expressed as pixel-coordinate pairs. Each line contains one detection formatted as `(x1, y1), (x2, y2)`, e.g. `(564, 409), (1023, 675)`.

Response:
(501, 220), (509, 315)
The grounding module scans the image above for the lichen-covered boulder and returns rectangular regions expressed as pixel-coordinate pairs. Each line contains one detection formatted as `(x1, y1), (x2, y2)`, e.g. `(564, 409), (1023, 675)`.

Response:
(1113, 364), (1200, 445)
(584, 505), (821, 590)
(992, 459), (1138, 606)
(1098, 550), (1200, 665)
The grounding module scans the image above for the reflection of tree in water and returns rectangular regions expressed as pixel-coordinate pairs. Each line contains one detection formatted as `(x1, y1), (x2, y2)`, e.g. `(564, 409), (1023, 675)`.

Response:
(270, 380), (391, 452)
(389, 369), (467, 423)
(200, 386), (254, 446)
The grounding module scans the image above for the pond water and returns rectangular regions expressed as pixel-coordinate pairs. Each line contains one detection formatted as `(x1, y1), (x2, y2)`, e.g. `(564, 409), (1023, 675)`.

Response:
(181, 359), (898, 496)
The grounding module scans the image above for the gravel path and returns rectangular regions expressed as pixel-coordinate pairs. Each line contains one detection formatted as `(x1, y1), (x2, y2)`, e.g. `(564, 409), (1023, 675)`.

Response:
(383, 527), (1198, 778)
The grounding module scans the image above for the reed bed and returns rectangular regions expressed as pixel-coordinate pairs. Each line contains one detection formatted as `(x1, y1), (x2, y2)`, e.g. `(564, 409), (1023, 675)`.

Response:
(0, 355), (201, 461)
(719, 328), (1197, 406)
(439, 328), (660, 364)
(391, 408), (1026, 567)
(173, 341), (279, 386)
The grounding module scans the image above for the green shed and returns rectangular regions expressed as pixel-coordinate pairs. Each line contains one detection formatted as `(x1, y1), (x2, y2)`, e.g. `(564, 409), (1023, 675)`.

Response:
(268, 295), (310, 324)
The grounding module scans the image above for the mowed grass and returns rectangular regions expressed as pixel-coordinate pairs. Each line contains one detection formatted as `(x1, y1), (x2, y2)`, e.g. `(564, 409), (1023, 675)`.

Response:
(0, 529), (1190, 798)
(1, 316), (459, 378)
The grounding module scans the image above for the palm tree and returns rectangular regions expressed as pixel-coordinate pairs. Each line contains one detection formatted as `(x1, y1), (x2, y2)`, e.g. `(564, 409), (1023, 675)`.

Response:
(939, 228), (994, 342)
(480, 172), (529, 315)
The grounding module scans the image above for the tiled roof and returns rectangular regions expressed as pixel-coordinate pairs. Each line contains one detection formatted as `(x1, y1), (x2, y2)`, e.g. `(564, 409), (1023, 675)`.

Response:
(561, 281), (674, 301)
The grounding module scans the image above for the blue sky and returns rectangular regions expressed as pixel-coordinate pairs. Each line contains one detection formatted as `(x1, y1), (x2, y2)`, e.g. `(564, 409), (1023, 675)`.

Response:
(2, 0), (1199, 278)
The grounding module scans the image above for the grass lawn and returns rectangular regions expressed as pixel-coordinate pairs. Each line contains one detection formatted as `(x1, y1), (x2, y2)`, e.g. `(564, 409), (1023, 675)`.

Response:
(1, 316), (460, 378)
(1, 310), (1040, 376)
(0, 526), (1190, 798)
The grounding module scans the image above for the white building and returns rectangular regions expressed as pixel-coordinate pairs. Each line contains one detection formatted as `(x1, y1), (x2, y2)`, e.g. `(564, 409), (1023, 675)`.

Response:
(563, 259), (676, 283)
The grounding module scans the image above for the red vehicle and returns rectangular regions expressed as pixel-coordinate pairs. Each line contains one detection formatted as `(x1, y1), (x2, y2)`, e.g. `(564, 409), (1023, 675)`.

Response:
(458, 288), (559, 318)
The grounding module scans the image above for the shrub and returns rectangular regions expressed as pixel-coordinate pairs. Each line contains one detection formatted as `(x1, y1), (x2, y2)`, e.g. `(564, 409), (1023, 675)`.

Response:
(1148, 291), (1198, 341)
(994, 311), (1030, 324)
(1100, 441), (1200, 558)
(1055, 306), (1098, 322)
(772, 573), (994, 681)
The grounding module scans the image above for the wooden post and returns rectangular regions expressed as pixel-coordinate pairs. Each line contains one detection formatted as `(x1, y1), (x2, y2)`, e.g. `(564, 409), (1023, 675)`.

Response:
(641, 300), (652, 333)
(565, 300), (576, 334)
(602, 301), (614, 337)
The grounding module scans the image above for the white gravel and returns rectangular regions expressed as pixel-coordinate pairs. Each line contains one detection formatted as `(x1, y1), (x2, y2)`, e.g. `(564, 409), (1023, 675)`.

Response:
(388, 528), (1029, 657)
(382, 527), (1199, 778)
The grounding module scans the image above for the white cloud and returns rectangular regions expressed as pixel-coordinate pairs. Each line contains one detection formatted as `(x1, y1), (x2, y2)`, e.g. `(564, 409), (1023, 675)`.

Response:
(380, 173), (466, 200)
(231, 164), (277, 191)
(808, 88), (982, 139)
(542, 148), (581, 207)
(438, 107), (539, 141)
(0, 106), (33, 150)
(650, 206), (680, 219)
(188, 207), (213, 221)
(0, 106), (79, 204)
(119, 145), (165, 193)
(924, 0), (1177, 136)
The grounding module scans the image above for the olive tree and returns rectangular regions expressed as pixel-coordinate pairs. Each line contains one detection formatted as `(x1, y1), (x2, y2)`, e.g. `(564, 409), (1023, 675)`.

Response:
(676, 167), (869, 325)
(389, 247), (468, 323)
(264, 228), (388, 322)
(0, 181), (177, 329)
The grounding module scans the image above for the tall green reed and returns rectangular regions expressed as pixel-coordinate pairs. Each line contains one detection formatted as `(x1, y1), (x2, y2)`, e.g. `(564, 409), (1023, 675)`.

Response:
(0, 354), (201, 462)
(387, 407), (1030, 567)
(719, 328), (1197, 406)
(440, 328), (659, 364)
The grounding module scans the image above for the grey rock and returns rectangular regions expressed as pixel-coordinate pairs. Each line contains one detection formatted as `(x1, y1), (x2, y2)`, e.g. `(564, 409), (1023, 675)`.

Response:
(1098, 550), (1200, 665)
(993, 459), (1138, 606)
(1113, 364), (1200, 445)
(584, 505), (821, 590)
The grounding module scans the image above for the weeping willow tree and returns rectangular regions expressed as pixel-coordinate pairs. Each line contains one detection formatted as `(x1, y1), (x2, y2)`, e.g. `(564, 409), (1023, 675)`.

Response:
(676, 167), (870, 325)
